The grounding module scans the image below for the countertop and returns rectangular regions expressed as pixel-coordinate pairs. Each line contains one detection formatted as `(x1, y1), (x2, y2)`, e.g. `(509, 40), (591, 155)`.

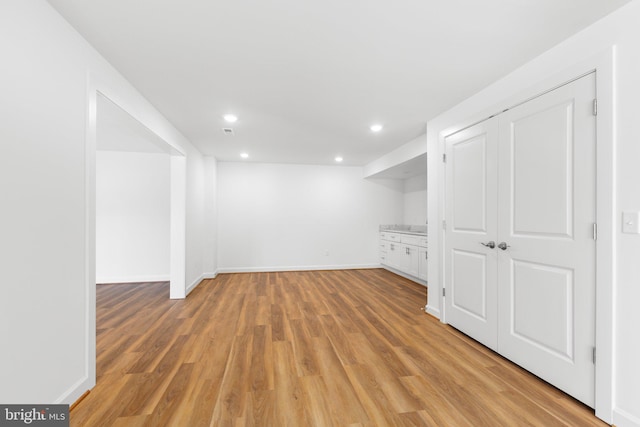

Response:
(379, 224), (427, 236)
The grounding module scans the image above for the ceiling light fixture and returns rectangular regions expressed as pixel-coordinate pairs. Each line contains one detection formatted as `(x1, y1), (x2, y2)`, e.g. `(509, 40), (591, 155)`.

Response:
(223, 114), (238, 123)
(335, 156), (343, 163)
(370, 124), (383, 132)
(240, 152), (249, 159)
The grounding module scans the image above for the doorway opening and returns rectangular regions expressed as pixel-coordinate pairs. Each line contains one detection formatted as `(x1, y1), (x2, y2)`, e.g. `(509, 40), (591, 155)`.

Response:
(96, 94), (171, 288)
(93, 93), (186, 299)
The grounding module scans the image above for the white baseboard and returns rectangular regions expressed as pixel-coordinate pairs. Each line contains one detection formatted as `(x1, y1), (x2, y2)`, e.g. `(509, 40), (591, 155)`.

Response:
(186, 271), (218, 296)
(55, 374), (94, 405)
(216, 264), (380, 274)
(426, 305), (441, 319)
(96, 274), (170, 284)
(614, 408), (640, 427)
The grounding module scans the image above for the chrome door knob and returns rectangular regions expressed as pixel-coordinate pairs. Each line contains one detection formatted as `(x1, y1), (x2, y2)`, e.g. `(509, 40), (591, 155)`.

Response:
(498, 242), (510, 250)
(480, 241), (496, 249)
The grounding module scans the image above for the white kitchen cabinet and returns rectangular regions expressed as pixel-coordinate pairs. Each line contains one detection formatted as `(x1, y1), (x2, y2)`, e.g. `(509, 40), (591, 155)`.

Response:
(380, 231), (427, 284)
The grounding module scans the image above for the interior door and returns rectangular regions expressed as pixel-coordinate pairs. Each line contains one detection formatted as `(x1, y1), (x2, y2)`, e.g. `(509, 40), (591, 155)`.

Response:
(444, 119), (499, 350)
(496, 74), (596, 407)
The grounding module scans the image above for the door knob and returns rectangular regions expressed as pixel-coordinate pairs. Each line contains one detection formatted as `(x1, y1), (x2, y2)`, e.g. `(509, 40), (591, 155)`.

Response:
(498, 242), (510, 250)
(480, 241), (496, 249)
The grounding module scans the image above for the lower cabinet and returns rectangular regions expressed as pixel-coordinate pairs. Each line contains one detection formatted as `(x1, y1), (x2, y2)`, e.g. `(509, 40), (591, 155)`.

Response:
(380, 232), (427, 284)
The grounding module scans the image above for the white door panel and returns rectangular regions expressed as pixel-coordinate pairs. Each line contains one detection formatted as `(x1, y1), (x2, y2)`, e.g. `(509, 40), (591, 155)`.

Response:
(445, 120), (498, 351)
(497, 74), (596, 407)
(510, 100), (574, 237)
(451, 250), (489, 320)
(452, 136), (489, 233)
(510, 259), (575, 360)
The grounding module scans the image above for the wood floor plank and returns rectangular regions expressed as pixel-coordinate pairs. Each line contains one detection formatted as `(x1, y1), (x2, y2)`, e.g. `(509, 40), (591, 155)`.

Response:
(299, 375), (337, 427)
(141, 362), (194, 426)
(270, 303), (286, 342)
(272, 341), (312, 426)
(344, 363), (410, 426)
(173, 379), (217, 427)
(71, 271), (607, 426)
(312, 336), (369, 424)
(289, 318), (321, 377)
(242, 390), (276, 427)
(248, 325), (274, 392)
(210, 333), (254, 423)
(109, 415), (149, 427)
(121, 335), (190, 416)
(399, 375), (473, 427)
(318, 313), (359, 365)
(398, 410), (439, 427)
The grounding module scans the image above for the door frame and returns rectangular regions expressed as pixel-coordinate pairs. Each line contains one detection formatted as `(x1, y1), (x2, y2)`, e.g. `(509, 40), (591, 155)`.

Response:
(83, 73), (188, 395)
(438, 48), (615, 422)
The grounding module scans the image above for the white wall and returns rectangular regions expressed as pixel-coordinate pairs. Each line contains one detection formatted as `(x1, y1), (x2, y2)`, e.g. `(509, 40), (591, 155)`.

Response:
(403, 174), (427, 225)
(217, 162), (404, 271)
(96, 151), (170, 283)
(0, 0), (210, 405)
(185, 144), (206, 289)
(427, 2), (640, 425)
(199, 156), (219, 288)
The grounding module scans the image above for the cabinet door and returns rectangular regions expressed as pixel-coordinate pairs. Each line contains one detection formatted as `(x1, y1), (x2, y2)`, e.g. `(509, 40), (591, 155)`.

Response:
(393, 243), (409, 272)
(406, 245), (420, 278)
(387, 242), (401, 270)
(418, 248), (428, 281)
(379, 239), (388, 265)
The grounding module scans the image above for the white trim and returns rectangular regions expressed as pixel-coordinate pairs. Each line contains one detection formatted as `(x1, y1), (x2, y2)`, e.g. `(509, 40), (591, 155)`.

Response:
(435, 48), (616, 423)
(593, 46), (616, 425)
(426, 306), (441, 319)
(96, 275), (170, 284)
(54, 375), (91, 405)
(84, 72), (190, 401)
(82, 71), (97, 400)
(613, 408), (640, 427)
(217, 264), (380, 274)
(186, 271), (218, 296)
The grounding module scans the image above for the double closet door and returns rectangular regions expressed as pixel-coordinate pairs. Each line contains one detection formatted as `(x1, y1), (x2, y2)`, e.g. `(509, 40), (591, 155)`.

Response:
(444, 73), (596, 407)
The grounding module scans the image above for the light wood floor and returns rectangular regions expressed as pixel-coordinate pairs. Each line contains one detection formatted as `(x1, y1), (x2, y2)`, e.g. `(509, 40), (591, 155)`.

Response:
(71, 269), (607, 426)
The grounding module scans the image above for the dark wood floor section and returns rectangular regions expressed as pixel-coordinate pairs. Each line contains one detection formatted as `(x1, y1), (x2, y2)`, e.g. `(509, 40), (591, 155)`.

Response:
(72, 269), (606, 426)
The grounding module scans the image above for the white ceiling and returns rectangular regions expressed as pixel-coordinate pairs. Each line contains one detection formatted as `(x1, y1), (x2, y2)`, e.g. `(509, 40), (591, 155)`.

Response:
(49, 0), (629, 166)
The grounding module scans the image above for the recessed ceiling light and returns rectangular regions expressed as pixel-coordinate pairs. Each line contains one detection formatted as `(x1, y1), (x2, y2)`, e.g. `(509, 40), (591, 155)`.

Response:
(335, 156), (343, 163)
(370, 124), (383, 132)
(240, 152), (249, 159)
(223, 114), (238, 123)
